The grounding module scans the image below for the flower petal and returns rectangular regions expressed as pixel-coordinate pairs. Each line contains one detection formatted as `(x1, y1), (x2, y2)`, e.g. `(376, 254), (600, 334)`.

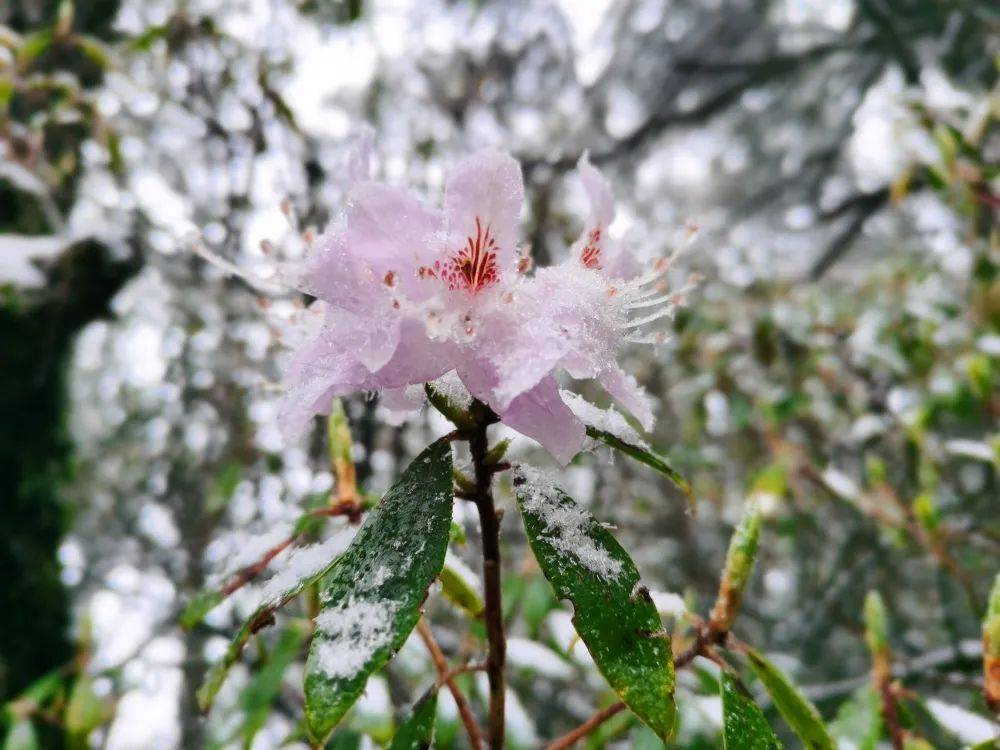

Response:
(346, 182), (443, 300)
(367, 317), (457, 389)
(279, 334), (367, 439)
(578, 153), (615, 229)
(573, 155), (637, 280)
(598, 364), (654, 431)
(379, 385), (426, 425)
(444, 150), (524, 274)
(499, 376), (586, 465)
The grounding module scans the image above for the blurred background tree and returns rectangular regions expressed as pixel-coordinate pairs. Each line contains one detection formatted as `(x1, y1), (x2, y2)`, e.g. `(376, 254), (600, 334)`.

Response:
(1, 0), (997, 747)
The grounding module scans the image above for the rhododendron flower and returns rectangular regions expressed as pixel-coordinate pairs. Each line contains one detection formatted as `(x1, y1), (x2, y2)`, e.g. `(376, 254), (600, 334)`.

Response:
(199, 134), (689, 463)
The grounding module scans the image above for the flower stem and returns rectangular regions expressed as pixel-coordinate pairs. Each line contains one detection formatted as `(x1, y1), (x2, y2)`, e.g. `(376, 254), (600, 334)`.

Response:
(470, 419), (506, 750)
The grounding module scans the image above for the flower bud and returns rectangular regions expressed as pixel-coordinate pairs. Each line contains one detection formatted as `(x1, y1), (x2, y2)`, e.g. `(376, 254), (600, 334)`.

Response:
(709, 498), (762, 633)
(984, 573), (1000, 714)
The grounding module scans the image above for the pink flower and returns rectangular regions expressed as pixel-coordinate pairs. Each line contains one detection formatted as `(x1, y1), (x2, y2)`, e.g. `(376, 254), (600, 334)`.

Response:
(246, 137), (686, 463)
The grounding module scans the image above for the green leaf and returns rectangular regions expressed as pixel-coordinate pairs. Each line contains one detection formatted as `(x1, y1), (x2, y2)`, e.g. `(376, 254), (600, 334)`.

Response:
(388, 690), (437, 750)
(829, 687), (881, 750)
(743, 649), (834, 749)
(198, 528), (357, 712)
(206, 461), (243, 515)
(863, 591), (889, 657)
(2, 720), (40, 750)
(514, 469), (675, 739)
(304, 440), (454, 743)
(439, 556), (483, 618)
(326, 730), (364, 749)
(65, 675), (104, 750)
(239, 624), (309, 748)
(180, 589), (223, 630)
(721, 673), (781, 749)
(585, 427), (693, 508)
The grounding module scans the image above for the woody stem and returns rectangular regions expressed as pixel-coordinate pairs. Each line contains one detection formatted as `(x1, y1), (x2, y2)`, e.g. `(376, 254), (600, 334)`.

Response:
(469, 418), (506, 750)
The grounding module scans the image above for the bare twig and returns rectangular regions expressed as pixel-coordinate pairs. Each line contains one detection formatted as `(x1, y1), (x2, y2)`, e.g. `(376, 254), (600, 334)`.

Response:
(544, 624), (729, 749)
(543, 702), (626, 750)
(417, 618), (484, 750)
(217, 500), (365, 599)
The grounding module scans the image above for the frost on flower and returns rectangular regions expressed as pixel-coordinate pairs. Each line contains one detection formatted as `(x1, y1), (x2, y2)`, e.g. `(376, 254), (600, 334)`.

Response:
(201, 132), (691, 463)
(515, 466), (623, 581)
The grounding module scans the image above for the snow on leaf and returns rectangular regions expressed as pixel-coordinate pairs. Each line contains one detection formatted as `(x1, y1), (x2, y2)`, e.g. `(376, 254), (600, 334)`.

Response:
(304, 439), (453, 743)
(514, 466), (675, 740)
(561, 390), (649, 448)
(515, 466), (622, 581)
(196, 529), (356, 713)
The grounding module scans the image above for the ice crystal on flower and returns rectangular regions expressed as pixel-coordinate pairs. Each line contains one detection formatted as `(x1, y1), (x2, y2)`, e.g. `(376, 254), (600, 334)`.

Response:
(196, 133), (694, 462)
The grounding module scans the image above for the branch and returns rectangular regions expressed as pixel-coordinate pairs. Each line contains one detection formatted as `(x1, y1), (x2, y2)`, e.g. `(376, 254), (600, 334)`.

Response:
(470, 418), (507, 750)
(543, 703), (626, 750)
(543, 623), (730, 749)
(416, 618), (484, 750)
(808, 188), (890, 279)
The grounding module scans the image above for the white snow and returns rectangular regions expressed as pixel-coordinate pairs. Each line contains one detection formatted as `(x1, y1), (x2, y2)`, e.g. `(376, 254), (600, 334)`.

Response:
(924, 699), (997, 745)
(252, 528), (358, 606)
(0, 233), (72, 287)
(313, 597), (399, 679)
(561, 390), (649, 448)
(506, 638), (575, 679)
(943, 439), (996, 463)
(516, 466), (623, 581)
(649, 590), (687, 619)
(821, 466), (861, 502)
(428, 370), (473, 410)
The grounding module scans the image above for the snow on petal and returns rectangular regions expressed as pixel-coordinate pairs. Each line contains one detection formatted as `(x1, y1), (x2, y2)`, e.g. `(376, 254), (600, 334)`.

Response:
(596, 364), (655, 431)
(346, 125), (375, 182)
(273, 137), (686, 460)
(578, 152), (615, 230)
(499, 377), (586, 465)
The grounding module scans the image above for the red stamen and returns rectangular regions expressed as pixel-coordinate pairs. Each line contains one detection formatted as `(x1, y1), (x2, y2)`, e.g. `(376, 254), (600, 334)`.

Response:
(438, 217), (500, 293)
(581, 227), (602, 269)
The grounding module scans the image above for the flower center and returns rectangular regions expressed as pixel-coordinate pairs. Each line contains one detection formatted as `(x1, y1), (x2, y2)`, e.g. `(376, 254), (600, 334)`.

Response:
(580, 227), (602, 269)
(438, 217), (500, 293)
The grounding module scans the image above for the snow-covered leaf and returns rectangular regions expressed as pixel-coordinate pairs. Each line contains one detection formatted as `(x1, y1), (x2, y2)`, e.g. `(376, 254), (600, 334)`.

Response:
(721, 672), (781, 749)
(304, 439), (454, 743)
(388, 690), (437, 750)
(584, 426), (693, 507)
(197, 528), (357, 711)
(743, 648), (833, 749)
(514, 467), (675, 740)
